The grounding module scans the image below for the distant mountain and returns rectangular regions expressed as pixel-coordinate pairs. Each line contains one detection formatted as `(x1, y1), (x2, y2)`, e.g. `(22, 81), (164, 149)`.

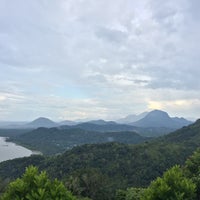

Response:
(131, 110), (192, 129)
(117, 112), (148, 124)
(26, 117), (58, 128)
(87, 120), (116, 125)
(52, 122), (176, 137)
(59, 120), (77, 126)
(172, 117), (192, 125)
(65, 122), (138, 132)
(0, 121), (28, 129)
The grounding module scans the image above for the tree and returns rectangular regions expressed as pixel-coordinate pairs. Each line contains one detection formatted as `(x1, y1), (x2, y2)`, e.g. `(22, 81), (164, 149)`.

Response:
(184, 148), (200, 199)
(65, 168), (112, 200)
(141, 165), (196, 200)
(125, 188), (145, 200)
(1, 166), (77, 200)
(115, 188), (145, 200)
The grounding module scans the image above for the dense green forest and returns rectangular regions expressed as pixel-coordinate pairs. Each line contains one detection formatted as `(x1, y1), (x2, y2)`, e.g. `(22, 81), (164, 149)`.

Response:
(0, 119), (199, 199)
(1, 148), (200, 199)
(8, 128), (150, 155)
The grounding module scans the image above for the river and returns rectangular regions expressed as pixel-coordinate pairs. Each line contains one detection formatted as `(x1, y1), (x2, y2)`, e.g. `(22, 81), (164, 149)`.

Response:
(0, 137), (34, 162)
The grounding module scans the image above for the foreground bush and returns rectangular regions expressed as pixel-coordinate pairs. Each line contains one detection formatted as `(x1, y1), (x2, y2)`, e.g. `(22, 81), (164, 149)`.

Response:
(142, 165), (196, 200)
(1, 166), (77, 200)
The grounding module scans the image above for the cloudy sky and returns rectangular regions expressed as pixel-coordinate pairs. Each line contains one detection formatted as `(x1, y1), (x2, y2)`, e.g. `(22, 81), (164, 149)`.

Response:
(0, 0), (200, 121)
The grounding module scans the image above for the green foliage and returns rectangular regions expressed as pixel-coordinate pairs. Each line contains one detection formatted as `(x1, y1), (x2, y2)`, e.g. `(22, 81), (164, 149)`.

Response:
(185, 148), (200, 176)
(0, 178), (9, 196)
(116, 188), (145, 200)
(0, 155), (46, 180)
(142, 165), (196, 200)
(184, 148), (200, 199)
(65, 168), (113, 200)
(1, 166), (77, 200)
(115, 189), (126, 200)
(125, 188), (145, 200)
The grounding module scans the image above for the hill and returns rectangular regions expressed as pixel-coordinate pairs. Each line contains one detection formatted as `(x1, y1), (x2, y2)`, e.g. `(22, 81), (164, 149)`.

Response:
(10, 128), (150, 154)
(162, 119), (200, 144)
(25, 117), (58, 128)
(132, 110), (192, 128)
(86, 119), (116, 125)
(60, 122), (174, 137)
(70, 122), (137, 132)
(59, 120), (77, 126)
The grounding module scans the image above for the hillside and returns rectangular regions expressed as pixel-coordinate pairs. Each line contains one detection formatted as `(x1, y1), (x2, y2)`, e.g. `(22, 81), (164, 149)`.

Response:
(61, 122), (175, 137)
(47, 119), (200, 185)
(163, 119), (200, 144)
(0, 142), (188, 198)
(69, 122), (137, 132)
(10, 128), (150, 154)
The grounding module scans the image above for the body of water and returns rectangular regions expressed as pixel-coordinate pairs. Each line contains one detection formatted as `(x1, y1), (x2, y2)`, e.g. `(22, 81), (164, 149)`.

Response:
(0, 137), (33, 162)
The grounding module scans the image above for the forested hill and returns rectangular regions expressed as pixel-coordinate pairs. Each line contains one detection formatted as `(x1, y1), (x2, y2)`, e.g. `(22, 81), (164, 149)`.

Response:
(62, 122), (175, 137)
(0, 119), (200, 199)
(10, 128), (150, 154)
(162, 119), (200, 144)
(46, 119), (200, 185)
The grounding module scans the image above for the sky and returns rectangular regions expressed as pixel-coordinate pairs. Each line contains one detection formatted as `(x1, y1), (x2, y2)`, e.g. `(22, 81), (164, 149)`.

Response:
(0, 0), (200, 121)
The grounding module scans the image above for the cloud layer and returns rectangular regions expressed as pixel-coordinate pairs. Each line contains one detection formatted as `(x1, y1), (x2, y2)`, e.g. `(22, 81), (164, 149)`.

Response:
(0, 0), (199, 121)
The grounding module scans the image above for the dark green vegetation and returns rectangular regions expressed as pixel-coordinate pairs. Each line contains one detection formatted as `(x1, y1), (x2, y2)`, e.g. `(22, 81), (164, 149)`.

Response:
(1, 149), (200, 200)
(8, 128), (151, 155)
(117, 158), (199, 200)
(0, 119), (199, 200)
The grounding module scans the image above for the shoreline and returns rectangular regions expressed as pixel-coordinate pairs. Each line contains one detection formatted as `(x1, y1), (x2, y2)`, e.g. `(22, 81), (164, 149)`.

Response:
(5, 137), (43, 155)
(0, 137), (42, 163)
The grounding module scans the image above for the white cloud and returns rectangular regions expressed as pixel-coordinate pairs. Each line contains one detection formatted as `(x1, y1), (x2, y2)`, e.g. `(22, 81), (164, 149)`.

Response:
(0, 0), (199, 120)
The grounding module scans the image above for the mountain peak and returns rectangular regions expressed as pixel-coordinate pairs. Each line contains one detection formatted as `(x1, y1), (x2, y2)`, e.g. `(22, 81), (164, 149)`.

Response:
(26, 117), (57, 128)
(33, 117), (51, 121)
(132, 110), (191, 129)
(147, 110), (170, 118)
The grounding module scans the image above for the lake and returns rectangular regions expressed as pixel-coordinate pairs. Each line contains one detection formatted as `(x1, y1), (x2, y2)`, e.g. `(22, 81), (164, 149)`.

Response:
(0, 137), (33, 162)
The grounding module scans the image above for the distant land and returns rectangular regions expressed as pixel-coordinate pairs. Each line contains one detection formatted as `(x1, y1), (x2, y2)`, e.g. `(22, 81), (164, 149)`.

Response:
(0, 110), (192, 131)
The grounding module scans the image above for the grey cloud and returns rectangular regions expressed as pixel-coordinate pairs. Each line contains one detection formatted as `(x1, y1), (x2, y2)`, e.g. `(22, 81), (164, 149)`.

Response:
(187, 0), (200, 20)
(95, 27), (127, 43)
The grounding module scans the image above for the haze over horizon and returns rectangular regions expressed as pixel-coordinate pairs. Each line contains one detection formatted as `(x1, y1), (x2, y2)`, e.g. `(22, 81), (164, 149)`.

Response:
(0, 0), (200, 121)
